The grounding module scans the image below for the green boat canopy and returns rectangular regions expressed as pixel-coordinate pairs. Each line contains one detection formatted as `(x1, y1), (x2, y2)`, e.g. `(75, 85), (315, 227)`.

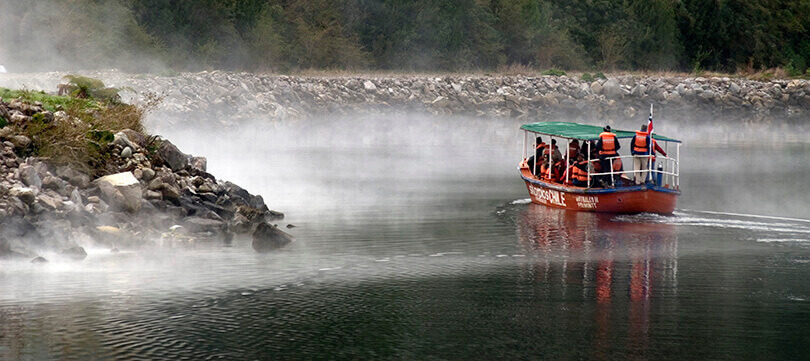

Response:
(521, 121), (681, 143)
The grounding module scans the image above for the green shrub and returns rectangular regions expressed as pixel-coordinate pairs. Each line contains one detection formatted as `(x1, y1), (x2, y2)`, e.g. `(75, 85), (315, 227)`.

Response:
(0, 117), (7, 129)
(60, 75), (129, 103)
(542, 68), (566, 76)
(581, 73), (594, 82)
(594, 72), (607, 79)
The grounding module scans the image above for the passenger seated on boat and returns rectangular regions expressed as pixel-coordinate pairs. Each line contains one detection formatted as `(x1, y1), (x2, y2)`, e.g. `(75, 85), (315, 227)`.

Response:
(571, 153), (589, 187)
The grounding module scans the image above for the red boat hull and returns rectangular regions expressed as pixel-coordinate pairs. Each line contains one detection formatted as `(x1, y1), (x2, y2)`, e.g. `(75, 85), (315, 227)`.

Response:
(520, 167), (678, 214)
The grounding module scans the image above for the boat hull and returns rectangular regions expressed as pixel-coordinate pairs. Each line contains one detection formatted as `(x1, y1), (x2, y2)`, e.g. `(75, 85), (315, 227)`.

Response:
(520, 167), (678, 214)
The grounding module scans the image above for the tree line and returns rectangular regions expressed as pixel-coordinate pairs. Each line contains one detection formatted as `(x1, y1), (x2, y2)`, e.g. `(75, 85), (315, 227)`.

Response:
(1, 0), (808, 75)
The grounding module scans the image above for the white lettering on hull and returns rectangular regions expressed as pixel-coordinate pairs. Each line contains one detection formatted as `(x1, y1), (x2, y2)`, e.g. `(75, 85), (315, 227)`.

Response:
(575, 195), (599, 209)
(529, 185), (567, 207)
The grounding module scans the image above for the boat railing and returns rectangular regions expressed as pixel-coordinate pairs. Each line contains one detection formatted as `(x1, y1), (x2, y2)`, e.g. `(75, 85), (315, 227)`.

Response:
(588, 154), (679, 189)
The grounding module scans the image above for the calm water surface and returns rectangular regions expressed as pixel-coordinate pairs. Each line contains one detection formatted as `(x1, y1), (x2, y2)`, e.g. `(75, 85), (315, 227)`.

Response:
(1, 117), (809, 360)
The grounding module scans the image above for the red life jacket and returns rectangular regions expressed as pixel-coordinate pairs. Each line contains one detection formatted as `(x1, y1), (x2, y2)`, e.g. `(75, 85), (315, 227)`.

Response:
(599, 132), (618, 156)
(633, 131), (649, 153)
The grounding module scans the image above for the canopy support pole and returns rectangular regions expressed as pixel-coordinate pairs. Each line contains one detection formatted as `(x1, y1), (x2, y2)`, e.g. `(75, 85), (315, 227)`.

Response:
(564, 137), (570, 184)
(533, 133), (537, 176)
(523, 131), (527, 160)
(586, 141), (591, 189)
(547, 137), (553, 180)
(676, 143), (681, 189)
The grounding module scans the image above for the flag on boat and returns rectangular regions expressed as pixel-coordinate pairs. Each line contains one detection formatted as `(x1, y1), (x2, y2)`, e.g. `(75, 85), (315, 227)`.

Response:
(647, 104), (654, 134)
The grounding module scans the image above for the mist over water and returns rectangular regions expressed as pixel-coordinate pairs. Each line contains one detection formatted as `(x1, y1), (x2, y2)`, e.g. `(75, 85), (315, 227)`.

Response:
(2, 109), (809, 359)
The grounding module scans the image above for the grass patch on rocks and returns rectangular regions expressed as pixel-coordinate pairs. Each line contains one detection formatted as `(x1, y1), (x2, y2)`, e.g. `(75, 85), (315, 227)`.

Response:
(0, 88), (99, 112)
(1, 77), (158, 177)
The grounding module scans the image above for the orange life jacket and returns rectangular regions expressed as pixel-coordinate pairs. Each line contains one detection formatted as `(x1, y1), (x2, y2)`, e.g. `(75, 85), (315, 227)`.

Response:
(599, 132), (618, 156)
(535, 142), (547, 150)
(573, 161), (589, 182)
(633, 131), (649, 154)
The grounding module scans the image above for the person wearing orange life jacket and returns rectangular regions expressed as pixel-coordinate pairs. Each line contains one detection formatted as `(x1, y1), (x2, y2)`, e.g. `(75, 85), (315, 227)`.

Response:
(571, 153), (590, 187)
(630, 124), (667, 184)
(596, 125), (621, 187)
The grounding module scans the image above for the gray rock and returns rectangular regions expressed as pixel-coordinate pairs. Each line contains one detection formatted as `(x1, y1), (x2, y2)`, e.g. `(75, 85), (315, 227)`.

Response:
(363, 80), (377, 92)
(58, 246), (87, 261)
(18, 164), (41, 189)
(121, 146), (133, 158)
(590, 81), (603, 95)
(9, 187), (35, 204)
(729, 82), (741, 94)
(190, 156), (207, 172)
(158, 140), (189, 171)
(37, 193), (62, 210)
(10, 135), (31, 149)
(113, 132), (137, 150)
(252, 222), (294, 252)
(141, 168), (156, 181)
(95, 172), (143, 213)
(602, 79), (623, 99)
(182, 216), (225, 233)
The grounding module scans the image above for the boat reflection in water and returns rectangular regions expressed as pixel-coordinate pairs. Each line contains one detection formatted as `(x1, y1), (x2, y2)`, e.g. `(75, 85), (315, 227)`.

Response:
(515, 203), (678, 358)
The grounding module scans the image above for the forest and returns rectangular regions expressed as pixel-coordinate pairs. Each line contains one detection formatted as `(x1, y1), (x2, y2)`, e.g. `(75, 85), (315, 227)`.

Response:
(1, 0), (808, 75)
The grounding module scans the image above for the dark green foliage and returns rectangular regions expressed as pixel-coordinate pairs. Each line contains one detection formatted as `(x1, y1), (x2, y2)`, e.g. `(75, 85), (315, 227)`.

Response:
(541, 68), (566, 76)
(61, 75), (127, 103)
(0, 117), (7, 129)
(2, 0), (807, 73)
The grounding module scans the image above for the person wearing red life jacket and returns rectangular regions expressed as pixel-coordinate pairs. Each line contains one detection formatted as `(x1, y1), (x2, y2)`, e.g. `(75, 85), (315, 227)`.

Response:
(595, 125), (620, 187)
(630, 124), (667, 184)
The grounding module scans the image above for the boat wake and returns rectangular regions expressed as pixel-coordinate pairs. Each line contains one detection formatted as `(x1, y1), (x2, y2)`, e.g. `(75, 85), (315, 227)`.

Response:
(614, 209), (810, 244)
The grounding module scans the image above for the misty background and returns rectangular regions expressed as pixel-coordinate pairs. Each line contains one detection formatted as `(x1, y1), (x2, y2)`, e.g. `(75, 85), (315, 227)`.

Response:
(1, 0), (809, 74)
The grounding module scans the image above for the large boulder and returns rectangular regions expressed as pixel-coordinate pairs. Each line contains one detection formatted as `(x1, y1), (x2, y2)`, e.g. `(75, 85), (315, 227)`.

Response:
(58, 246), (87, 261)
(158, 139), (189, 171)
(95, 172), (143, 213)
(9, 186), (35, 204)
(602, 79), (624, 99)
(252, 222), (294, 252)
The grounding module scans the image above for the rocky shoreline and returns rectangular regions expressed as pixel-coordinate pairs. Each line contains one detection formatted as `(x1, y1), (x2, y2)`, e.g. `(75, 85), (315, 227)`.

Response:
(0, 98), (293, 262)
(2, 71), (809, 130)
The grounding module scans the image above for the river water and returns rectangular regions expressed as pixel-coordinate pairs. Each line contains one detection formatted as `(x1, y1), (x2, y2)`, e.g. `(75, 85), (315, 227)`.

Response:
(1, 115), (809, 360)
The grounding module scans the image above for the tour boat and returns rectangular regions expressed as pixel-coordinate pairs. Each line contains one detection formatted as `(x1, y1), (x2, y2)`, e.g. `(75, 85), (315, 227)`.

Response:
(519, 121), (681, 214)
